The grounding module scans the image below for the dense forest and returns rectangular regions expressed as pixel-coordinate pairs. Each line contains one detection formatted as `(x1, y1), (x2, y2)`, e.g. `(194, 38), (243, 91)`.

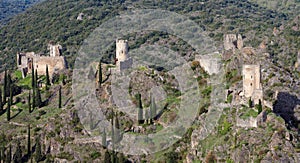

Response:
(0, 0), (43, 26)
(0, 0), (299, 72)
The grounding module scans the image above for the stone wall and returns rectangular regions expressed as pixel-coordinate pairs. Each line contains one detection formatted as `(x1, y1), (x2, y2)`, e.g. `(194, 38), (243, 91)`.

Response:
(34, 56), (66, 77)
(17, 43), (66, 78)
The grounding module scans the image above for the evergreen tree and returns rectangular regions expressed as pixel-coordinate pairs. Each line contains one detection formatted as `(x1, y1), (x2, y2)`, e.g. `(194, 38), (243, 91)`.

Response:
(32, 89), (35, 111)
(45, 65), (50, 88)
(58, 86), (62, 108)
(35, 88), (42, 108)
(257, 99), (263, 114)
(114, 113), (121, 143)
(28, 92), (31, 113)
(150, 93), (157, 123)
(145, 109), (149, 124)
(111, 112), (114, 147)
(136, 93), (143, 124)
(98, 60), (102, 87)
(35, 70), (38, 89)
(6, 144), (11, 163)
(31, 63), (34, 88)
(104, 150), (111, 163)
(9, 74), (13, 106)
(0, 88), (3, 112)
(3, 69), (7, 102)
(7, 98), (11, 121)
(35, 137), (43, 162)
(102, 129), (107, 148)
(13, 140), (22, 163)
(27, 125), (31, 156)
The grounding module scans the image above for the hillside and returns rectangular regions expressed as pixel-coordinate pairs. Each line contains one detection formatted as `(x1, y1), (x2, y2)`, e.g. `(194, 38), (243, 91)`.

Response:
(0, 0), (299, 72)
(0, 0), (44, 26)
(0, 0), (299, 162)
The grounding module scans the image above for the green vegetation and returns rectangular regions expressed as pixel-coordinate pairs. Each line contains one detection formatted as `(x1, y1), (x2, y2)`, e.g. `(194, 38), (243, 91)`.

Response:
(240, 108), (259, 120)
(0, 0), (298, 73)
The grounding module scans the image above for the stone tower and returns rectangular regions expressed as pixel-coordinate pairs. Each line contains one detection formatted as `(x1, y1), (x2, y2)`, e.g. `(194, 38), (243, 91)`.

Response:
(116, 39), (132, 71)
(116, 39), (129, 63)
(224, 34), (243, 51)
(242, 65), (263, 105)
(49, 43), (62, 57)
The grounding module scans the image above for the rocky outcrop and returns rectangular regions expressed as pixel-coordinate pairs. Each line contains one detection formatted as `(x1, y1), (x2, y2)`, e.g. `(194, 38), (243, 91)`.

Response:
(195, 52), (222, 75)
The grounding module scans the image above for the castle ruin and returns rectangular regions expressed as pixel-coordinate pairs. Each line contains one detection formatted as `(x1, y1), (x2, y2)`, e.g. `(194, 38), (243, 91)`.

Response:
(242, 64), (263, 105)
(115, 39), (132, 71)
(17, 43), (66, 78)
(224, 34), (243, 51)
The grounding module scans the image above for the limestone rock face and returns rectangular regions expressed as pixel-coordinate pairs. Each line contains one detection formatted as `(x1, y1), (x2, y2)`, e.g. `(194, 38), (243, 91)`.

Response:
(195, 52), (222, 75)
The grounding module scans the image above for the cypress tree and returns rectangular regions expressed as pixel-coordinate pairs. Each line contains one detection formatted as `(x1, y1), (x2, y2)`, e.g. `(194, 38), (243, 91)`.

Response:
(28, 92), (31, 113)
(6, 144), (11, 163)
(27, 125), (31, 156)
(150, 93), (157, 122)
(98, 60), (102, 86)
(13, 140), (22, 163)
(3, 69), (7, 101)
(102, 129), (106, 148)
(58, 86), (62, 108)
(145, 109), (149, 124)
(0, 88), (3, 112)
(32, 90), (35, 112)
(111, 112), (114, 150)
(35, 137), (42, 162)
(45, 65), (50, 88)
(35, 70), (38, 89)
(248, 97), (252, 108)
(137, 93), (143, 124)
(35, 88), (42, 108)
(114, 113), (120, 143)
(257, 99), (263, 114)
(9, 74), (13, 106)
(31, 63), (34, 88)
(7, 98), (11, 121)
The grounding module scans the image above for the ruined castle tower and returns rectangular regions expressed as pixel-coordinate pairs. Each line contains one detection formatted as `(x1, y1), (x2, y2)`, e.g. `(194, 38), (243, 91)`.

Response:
(49, 43), (62, 57)
(242, 65), (263, 105)
(224, 34), (243, 51)
(116, 39), (132, 71)
(17, 43), (66, 78)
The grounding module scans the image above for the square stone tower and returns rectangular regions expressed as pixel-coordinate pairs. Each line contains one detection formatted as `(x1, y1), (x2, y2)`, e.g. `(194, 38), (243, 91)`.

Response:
(242, 64), (263, 104)
(116, 39), (132, 71)
(49, 43), (62, 57)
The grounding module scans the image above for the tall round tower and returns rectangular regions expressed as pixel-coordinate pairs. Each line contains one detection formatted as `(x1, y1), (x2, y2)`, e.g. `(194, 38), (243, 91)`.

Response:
(116, 39), (129, 66)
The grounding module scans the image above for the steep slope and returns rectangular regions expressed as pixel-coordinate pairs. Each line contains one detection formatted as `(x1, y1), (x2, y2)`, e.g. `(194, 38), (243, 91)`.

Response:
(0, 0), (298, 72)
(0, 0), (44, 26)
